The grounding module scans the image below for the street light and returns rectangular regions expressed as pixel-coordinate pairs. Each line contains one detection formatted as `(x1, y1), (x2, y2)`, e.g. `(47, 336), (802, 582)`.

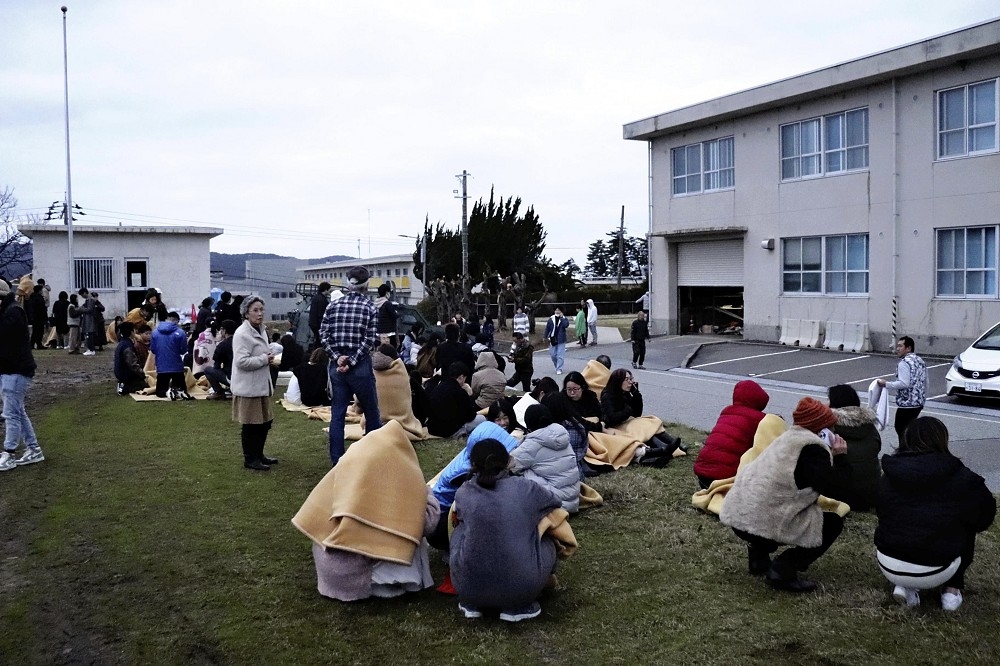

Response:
(398, 232), (428, 290)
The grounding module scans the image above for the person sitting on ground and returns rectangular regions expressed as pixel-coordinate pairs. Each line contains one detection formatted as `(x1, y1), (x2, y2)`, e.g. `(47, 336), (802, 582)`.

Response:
(150, 311), (192, 400)
(434, 323), (475, 373)
(113, 321), (146, 395)
(278, 332), (304, 372)
(286, 347), (331, 407)
(875, 416), (996, 611)
(133, 322), (153, 367)
(580, 355), (613, 396)
(694, 380), (770, 490)
(414, 332), (439, 380)
(426, 362), (485, 438)
(481, 313), (495, 350)
(401, 323), (424, 368)
(428, 419), (521, 551)
(192, 320), (220, 377)
(450, 439), (563, 623)
(720, 397), (851, 593)
(124, 304), (155, 328)
(486, 398), (518, 435)
(529, 376), (560, 403)
(600, 368), (684, 457)
(291, 421), (440, 602)
(203, 319), (237, 399)
(471, 351), (506, 410)
(827, 384), (881, 512)
(511, 404), (579, 514)
(561, 372), (604, 433)
(410, 370), (430, 425)
(541, 392), (590, 481)
(142, 288), (169, 326)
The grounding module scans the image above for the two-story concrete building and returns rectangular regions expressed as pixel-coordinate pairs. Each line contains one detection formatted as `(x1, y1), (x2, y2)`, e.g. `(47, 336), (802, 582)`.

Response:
(301, 254), (424, 304)
(624, 19), (1000, 355)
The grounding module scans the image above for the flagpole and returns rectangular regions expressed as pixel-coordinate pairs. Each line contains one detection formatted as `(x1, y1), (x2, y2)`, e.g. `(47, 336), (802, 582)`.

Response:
(61, 6), (75, 288)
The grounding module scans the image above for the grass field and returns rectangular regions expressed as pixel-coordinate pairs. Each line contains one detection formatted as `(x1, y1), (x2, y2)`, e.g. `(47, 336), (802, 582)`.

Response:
(2, 381), (999, 665)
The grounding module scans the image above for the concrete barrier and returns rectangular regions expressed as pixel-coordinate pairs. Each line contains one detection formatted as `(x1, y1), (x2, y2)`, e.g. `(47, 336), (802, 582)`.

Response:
(800, 319), (825, 348)
(824, 321), (846, 351)
(844, 322), (872, 353)
(779, 318), (800, 346)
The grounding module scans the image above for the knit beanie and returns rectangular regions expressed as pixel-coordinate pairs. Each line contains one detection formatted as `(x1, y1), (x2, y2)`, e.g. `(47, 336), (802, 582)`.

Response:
(792, 397), (837, 433)
(827, 384), (861, 409)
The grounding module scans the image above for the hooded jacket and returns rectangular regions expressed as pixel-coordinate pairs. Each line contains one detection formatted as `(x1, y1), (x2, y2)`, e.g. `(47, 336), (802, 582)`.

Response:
(830, 406), (882, 511)
(586, 299), (598, 324)
(0, 292), (36, 377)
(150, 320), (188, 373)
(694, 380), (770, 481)
(431, 422), (521, 509)
(510, 422), (580, 513)
(471, 351), (506, 409)
(875, 452), (995, 566)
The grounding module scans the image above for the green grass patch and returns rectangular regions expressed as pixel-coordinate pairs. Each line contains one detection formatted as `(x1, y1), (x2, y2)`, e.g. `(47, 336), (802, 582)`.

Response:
(2, 385), (999, 665)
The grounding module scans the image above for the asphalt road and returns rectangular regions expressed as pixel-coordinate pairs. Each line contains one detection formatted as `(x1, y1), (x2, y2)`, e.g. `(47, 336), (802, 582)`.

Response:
(524, 335), (1000, 492)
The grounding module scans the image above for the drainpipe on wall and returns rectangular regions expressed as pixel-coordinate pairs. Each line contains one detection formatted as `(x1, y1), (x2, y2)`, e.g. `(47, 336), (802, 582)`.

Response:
(890, 77), (899, 350)
(647, 140), (655, 326)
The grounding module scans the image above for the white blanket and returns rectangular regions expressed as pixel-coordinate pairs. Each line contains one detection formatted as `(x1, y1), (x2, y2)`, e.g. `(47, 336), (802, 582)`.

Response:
(868, 380), (888, 431)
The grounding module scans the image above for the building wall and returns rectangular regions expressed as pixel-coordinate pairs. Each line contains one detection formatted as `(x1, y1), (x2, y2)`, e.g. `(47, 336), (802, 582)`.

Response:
(645, 51), (1000, 355)
(302, 255), (425, 303)
(26, 229), (216, 319)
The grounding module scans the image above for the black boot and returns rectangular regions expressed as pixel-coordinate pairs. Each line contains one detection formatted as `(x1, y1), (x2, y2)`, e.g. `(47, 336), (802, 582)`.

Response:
(242, 425), (269, 471)
(258, 421), (278, 465)
(652, 433), (682, 456)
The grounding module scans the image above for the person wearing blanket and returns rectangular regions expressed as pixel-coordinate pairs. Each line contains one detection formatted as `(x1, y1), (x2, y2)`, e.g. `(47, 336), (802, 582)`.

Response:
(471, 351), (506, 410)
(450, 439), (562, 622)
(560, 372), (604, 433)
(291, 420), (440, 602)
(428, 420), (521, 550)
(694, 380), (770, 489)
(426, 362), (485, 438)
(600, 368), (684, 457)
(286, 347), (331, 407)
(511, 404), (580, 514)
(875, 416), (995, 612)
(721, 397), (852, 593)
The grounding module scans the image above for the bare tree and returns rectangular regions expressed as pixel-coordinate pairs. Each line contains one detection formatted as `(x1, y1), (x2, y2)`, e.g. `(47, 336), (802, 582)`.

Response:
(0, 187), (33, 282)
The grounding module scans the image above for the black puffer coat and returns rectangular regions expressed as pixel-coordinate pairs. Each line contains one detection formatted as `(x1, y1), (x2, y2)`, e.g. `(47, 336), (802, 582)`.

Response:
(875, 452), (995, 566)
(0, 292), (37, 377)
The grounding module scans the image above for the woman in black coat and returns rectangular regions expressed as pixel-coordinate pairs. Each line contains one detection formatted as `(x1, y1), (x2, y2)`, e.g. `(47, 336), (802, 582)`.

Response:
(600, 368), (682, 456)
(875, 416), (996, 611)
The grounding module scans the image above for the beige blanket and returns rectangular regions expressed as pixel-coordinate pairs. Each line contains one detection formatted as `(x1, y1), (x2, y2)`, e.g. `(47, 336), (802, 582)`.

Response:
(691, 414), (851, 518)
(291, 420), (429, 565)
(344, 358), (430, 442)
(537, 508), (578, 559)
(581, 360), (611, 396)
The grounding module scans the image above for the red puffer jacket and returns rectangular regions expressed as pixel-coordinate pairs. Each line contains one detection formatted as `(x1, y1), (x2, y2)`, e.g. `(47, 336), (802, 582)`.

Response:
(694, 380), (770, 481)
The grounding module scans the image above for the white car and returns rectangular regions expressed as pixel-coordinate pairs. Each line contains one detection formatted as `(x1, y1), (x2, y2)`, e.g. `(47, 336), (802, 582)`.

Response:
(945, 322), (1000, 399)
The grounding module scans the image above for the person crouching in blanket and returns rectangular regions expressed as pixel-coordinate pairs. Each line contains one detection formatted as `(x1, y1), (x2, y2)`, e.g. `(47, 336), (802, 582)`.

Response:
(450, 439), (570, 623)
(720, 397), (851, 593)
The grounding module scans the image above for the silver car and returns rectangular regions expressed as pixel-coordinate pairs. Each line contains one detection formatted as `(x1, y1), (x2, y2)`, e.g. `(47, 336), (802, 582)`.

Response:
(945, 322), (1000, 399)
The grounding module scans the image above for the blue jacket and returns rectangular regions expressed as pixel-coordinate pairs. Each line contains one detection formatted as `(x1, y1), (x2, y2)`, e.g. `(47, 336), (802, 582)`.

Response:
(431, 421), (520, 509)
(150, 320), (188, 373)
(543, 314), (570, 345)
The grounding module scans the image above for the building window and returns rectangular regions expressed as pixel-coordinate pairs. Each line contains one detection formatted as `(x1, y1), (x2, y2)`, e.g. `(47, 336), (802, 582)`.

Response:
(73, 258), (116, 291)
(938, 79), (998, 158)
(936, 226), (998, 297)
(395, 268), (401, 276)
(671, 137), (734, 195)
(782, 234), (869, 295)
(403, 267), (409, 276)
(781, 108), (868, 181)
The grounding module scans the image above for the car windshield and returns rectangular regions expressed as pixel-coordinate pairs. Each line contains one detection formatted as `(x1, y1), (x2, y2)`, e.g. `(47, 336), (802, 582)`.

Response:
(972, 322), (1000, 350)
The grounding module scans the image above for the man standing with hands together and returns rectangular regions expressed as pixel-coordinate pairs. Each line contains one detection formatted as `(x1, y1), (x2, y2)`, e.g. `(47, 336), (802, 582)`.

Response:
(320, 266), (381, 466)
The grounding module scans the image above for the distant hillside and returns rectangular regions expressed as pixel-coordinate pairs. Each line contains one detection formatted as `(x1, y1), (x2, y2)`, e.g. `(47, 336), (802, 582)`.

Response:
(210, 252), (353, 279)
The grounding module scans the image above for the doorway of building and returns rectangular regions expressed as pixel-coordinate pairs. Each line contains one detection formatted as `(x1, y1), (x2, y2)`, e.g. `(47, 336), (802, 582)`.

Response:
(678, 286), (744, 335)
(125, 259), (149, 310)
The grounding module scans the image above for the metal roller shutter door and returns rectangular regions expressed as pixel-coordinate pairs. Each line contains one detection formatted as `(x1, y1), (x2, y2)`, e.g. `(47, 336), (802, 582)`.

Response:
(676, 240), (744, 286)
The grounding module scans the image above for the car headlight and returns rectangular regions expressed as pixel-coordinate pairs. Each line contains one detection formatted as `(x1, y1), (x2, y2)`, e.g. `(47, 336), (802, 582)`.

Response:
(952, 355), (963, 370)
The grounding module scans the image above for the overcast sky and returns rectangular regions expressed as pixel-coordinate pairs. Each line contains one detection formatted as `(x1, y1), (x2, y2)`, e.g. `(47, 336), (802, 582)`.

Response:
(2, 1), (997, 267)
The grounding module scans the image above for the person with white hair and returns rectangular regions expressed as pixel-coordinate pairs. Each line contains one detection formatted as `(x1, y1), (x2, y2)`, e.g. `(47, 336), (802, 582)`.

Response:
(320, 266), (382, 466)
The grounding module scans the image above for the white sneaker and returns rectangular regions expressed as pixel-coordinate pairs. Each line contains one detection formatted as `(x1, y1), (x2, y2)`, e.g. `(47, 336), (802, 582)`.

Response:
(892, 585), (920, 607)
(82, 350), (96, 356)
(942, 590), (963, 612)
(633, 444), (649, 463)
(556, 369), (562, 375)
(0, 451), (16, 472)
(14, 447), (44, 466)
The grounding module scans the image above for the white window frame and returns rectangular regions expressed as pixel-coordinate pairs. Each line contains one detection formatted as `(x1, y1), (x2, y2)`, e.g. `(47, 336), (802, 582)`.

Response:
(781, 108), (869, 182)
(937, 79), (999, 159)
(671, 136), (735, 196)
(782, 234), (869, 295)
(935, 226), (999, 299)
(73, 258), (117, 292)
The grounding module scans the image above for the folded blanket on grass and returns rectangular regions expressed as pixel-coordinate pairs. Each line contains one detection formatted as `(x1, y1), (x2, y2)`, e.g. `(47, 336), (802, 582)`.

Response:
(292, 420), (429, 565)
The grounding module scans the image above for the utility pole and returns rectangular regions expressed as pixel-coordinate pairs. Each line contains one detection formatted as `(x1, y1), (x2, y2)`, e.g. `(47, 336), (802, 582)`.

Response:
(617, 205), (625, 287)
(454, 170), (470, 293)
(61, 6), (75, 288)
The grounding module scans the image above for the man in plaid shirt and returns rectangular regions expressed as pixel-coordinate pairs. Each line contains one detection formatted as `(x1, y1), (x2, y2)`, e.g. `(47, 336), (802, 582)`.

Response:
(319, 266), (381, 465)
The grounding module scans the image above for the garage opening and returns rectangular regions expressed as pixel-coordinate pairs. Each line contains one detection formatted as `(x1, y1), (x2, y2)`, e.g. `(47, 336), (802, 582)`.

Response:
(676, 239), (744, 335)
